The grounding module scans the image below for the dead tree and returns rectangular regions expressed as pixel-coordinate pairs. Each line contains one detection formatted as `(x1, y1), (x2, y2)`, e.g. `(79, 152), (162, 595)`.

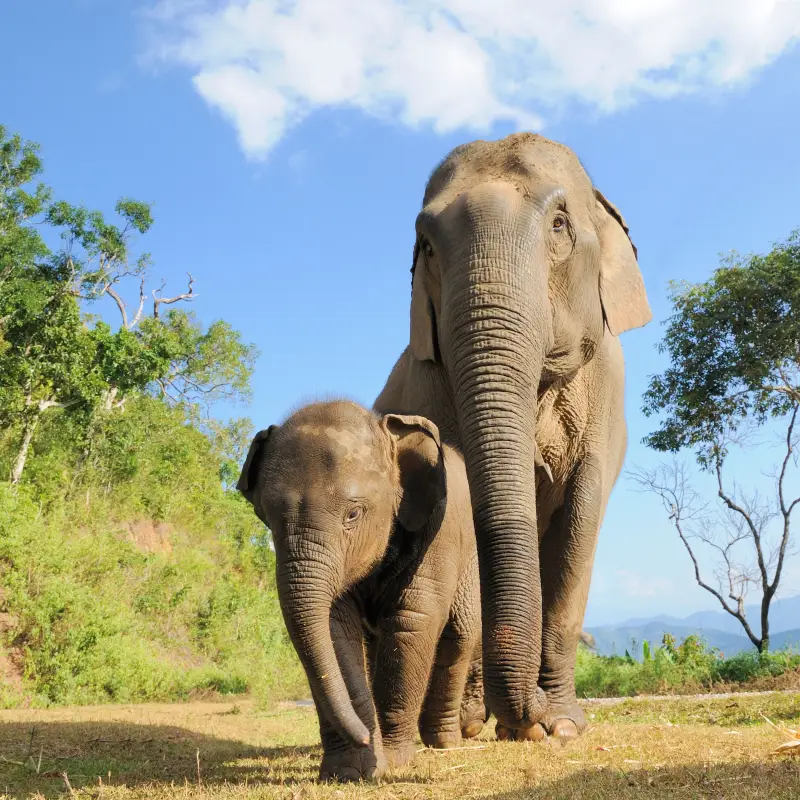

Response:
(629, 406), (799, 652)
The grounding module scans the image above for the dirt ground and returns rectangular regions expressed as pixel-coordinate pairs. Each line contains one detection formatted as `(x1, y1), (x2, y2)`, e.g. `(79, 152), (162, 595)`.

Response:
(0, 692), (798, 799)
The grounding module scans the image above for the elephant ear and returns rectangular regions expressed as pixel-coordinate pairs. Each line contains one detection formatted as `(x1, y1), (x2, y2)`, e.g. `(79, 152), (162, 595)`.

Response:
(594, 189), (653, 336)
(381, 413), (446, 532)
(410, 240), (439, 362)
(237, 426), (276, 515)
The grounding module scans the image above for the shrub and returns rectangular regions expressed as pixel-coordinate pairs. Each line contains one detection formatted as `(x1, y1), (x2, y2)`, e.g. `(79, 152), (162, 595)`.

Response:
(575, 633), (799, 698)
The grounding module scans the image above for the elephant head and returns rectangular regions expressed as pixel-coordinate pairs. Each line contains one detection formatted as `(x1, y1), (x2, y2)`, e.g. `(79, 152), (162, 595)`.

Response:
(407, 133), (651, 727)
(237, 400), (446, 746)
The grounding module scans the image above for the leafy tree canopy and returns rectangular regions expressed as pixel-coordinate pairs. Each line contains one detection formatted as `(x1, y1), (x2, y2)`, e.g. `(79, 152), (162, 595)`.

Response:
(0, 124), (258, 483)
(643, 231), (800, 467)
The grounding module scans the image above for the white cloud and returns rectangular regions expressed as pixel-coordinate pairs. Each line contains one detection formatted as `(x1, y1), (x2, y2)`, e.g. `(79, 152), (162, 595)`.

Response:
(148, 0), (800, 159)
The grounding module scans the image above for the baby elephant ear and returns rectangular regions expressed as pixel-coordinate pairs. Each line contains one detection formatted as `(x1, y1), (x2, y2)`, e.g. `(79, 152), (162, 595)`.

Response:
(237, 426), (276, 510)
(381, 414), (447, 532)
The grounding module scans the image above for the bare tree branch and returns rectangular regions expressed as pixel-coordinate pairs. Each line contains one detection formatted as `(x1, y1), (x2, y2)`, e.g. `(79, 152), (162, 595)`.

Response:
(628, 462), (764, 650)
(771, 403), (799, 602)
(631, 400), (799, 654)
(153, 272), (197, 319)
(38, 398), (79, 412)
(129, 276), (147, 329)
(103, 284), (129, 329)
(761, 384), (800, 402)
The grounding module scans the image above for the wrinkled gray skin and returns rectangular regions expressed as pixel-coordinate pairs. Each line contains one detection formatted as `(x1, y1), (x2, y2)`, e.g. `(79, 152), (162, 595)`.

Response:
(237, 400), (486, 781)
(375, 132), (652, 741)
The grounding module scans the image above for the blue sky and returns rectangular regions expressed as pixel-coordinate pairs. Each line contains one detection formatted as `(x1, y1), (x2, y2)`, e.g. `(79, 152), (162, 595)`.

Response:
(3, 0), (800, 626)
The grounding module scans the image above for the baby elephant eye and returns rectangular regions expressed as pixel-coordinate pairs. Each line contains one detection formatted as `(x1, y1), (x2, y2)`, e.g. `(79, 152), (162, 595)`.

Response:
(344, 506), (363, 525)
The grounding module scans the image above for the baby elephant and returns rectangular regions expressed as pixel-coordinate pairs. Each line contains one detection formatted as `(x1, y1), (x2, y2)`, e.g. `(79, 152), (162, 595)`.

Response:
(237, 400), (487, 781)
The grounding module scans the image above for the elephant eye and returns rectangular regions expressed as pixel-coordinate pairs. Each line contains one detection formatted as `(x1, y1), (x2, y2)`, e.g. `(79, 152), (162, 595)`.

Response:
(344, 506), (363, 525)
(420, 236), (435, 259)
(552, 214), (567, 232)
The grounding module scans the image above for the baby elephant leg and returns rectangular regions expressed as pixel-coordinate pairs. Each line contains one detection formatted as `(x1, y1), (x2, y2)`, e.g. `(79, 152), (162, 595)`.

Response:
(317, 701), (385, 783)
(418, 621), (475, 749)
(317, 597), (386, 782)
(372, 609), (442, 769)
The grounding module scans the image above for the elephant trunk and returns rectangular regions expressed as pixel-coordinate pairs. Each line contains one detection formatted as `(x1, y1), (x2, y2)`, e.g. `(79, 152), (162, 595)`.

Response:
(440, 187), (550, 728)
(276, 551), (369, 746)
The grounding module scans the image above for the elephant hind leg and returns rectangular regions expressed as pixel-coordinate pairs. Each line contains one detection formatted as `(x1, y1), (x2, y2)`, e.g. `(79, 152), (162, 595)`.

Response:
(418, 623), (473, 749)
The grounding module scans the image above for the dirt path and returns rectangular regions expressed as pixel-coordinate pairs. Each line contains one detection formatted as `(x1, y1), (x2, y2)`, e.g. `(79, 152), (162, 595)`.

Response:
(582, 688), (800, 705)
(289, 688), (800, 710)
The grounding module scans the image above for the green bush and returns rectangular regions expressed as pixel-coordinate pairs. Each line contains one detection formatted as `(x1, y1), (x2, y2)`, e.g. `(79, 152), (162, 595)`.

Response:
(575, 633), (799, 698)
(714, 649), (800, 684)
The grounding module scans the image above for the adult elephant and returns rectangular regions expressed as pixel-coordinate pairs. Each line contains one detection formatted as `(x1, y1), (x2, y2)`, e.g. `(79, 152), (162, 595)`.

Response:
(374, 132), (651, 741)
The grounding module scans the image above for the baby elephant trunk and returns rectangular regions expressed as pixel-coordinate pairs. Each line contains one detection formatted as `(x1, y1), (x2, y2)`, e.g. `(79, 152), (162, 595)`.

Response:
(276, 554), (370, 747)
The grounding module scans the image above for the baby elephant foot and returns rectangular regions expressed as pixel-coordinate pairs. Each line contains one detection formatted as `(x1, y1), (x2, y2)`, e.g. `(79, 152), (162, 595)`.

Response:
(420, 729), (462, 750)
(383, 741), (418, 769)
(495, 722), (547, 742)
(319, 747), (386, 783)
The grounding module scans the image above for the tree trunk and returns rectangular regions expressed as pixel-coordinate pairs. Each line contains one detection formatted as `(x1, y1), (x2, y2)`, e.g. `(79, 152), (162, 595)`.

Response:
(759, 588), (772, 653)
(759, 611), (770, 654)
(10, 410), (40, 485)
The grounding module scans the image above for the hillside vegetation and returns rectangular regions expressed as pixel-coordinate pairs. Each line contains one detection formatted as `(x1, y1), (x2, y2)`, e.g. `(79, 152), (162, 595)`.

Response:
(0, 125), (307, 709)
(586, 597), (800, 660)
(0, 394), (309, 708)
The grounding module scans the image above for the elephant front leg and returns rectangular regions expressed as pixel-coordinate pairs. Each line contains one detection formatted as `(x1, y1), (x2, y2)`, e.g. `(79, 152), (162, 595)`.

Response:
(536, 458), (606, 740)
(317, 597), (386, 782)
(459, 643), (489, 739)
(372, 608), (442, 769)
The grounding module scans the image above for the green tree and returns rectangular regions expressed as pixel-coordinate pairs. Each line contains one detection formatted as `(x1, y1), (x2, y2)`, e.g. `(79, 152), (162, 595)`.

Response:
(0, 125), (258, 484)
(0, 127), (104, 482)
(633, 231), (800, 652)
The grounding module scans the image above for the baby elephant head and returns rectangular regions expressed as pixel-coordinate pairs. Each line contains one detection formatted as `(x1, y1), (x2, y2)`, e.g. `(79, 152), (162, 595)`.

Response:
(236, 400), (446, 746)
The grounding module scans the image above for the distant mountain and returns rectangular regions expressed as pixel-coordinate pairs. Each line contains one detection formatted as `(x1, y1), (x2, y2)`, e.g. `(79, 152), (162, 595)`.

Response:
(586, 622), (753, 659)
(586, 596), (800, 658)
(773, 629), (800, 650)
(612, 595), (800, 637)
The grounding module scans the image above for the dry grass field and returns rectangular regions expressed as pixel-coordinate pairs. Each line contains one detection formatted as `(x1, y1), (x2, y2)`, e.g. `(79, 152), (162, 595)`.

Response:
(1, 693), (798, 799)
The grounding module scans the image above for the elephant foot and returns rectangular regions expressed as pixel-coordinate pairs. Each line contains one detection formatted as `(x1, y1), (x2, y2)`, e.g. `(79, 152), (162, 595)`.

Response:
(421, 729), (462, 750)
(461, 719), (485, 739)
(550, 718), (579, 740)
(319, 747), (386, 783)
(460, 700), (489, 740)
(383, 741), (417, 769)
(545, 702), (586, 740)
(495, 722), (547, 742)
(495, 703), (584, 743)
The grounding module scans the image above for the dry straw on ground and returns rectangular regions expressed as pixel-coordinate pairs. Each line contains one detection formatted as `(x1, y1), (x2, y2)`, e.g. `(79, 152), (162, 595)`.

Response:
(0, 692), (798, 799)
